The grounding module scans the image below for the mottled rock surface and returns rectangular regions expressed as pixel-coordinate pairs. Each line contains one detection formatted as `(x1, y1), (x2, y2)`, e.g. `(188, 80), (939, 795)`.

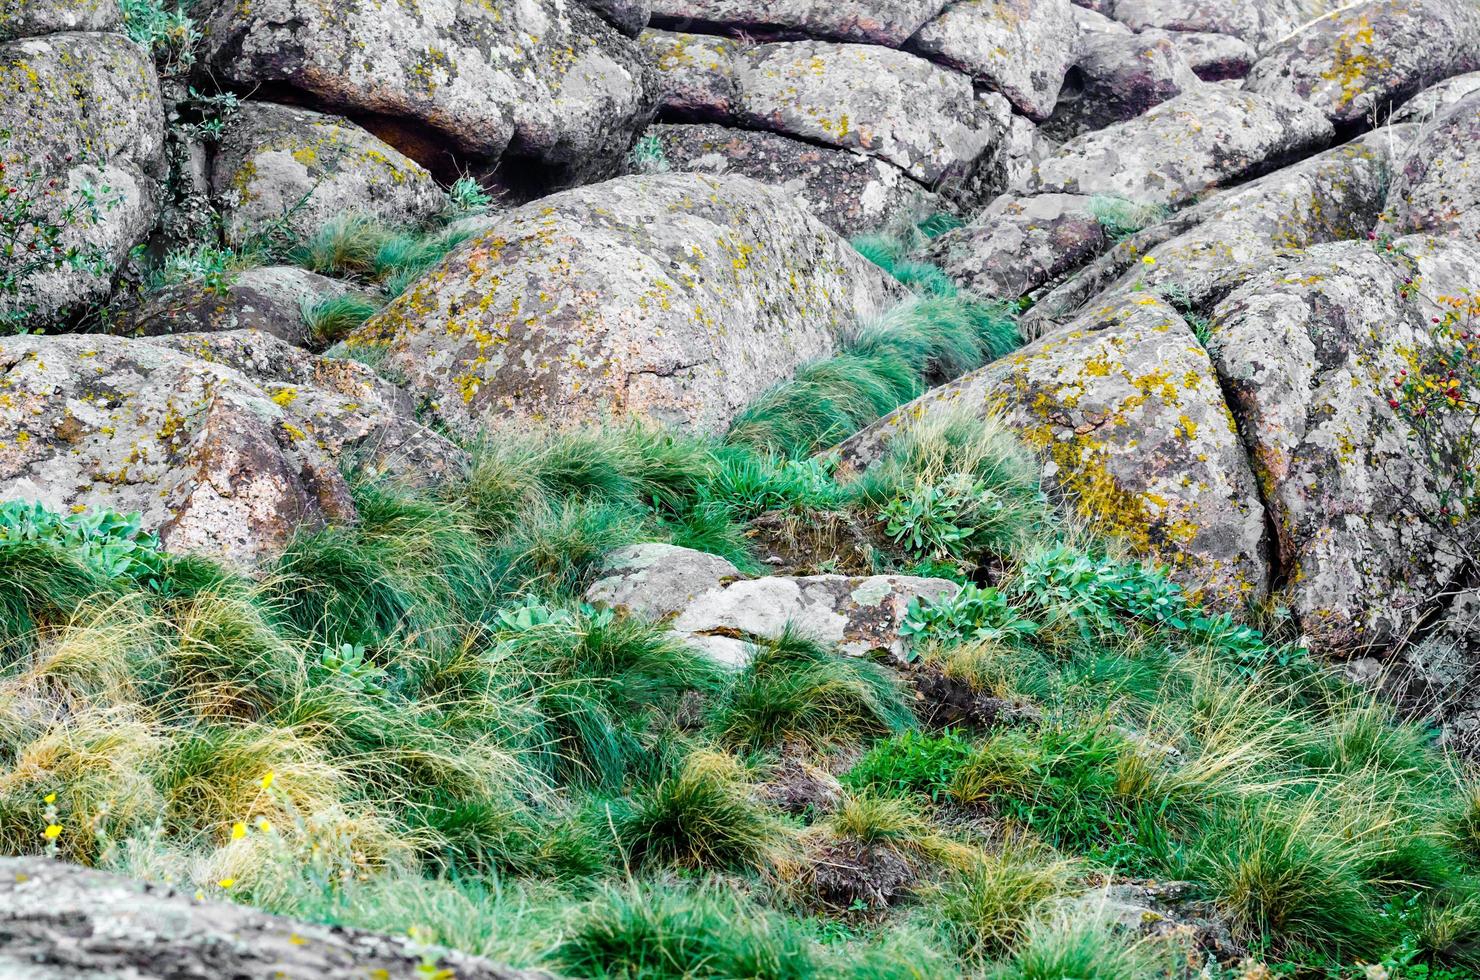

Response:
(210, 102), (446, 247)
(1111, 0), (1342, 53)
(1043, 32), (1203, 142)
(839, 295), (1271, 610)
(640, 28), (741, 119)
(1390, 71), (1480, 123)
(922, 193), (1107, 301)
(0, 0), (117, 40)
(1140, 29), (1256, 82)
(1379, 91), (1480, 243)
(0, 857), (544, 979)
(348, 173), (901, 435)
(910, 0), (1079, 120)
(0, 331), (463, 563)
(585, 0), (652, 35)
(587, 542), (744, 620)
(649, 0), (949, 44)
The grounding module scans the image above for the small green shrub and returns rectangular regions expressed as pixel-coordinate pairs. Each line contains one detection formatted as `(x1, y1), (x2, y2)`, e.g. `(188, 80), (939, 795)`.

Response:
(843, 730), (976, 800)
(301, 293), (382, 345)
(934, 839), (1081, 962)
(900, 585), (1039, 651)
(119, 0), (198, 73)
(443, 176), (495, 218)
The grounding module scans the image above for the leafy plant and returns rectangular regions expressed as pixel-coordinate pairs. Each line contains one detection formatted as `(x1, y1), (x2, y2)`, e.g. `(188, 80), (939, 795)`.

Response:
(0, 501), (165, 587)
(317, 642), (389, 697)
(443, 177), (495, 219)
(900, 584), (1040, 651)
(119, 0), (198, 74)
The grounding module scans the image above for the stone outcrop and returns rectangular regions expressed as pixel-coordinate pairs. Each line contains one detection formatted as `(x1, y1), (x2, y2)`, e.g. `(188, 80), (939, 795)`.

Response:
(1390, 71), (1480, 124)
(922, 193), (1107, 301)
(1042, 32), (1203, 142)
(1141, 29), (1255, 82)
(641, 28), (742, 119)
(648, 0), (950, 45)
(1378, 91), (1480, 243)
(0, 0), (118, 41)
(347, 173), (900, 435)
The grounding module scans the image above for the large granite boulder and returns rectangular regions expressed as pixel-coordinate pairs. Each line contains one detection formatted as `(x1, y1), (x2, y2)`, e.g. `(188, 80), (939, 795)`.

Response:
(1111, 0), (1341, 53)
(1043, 31), (1204, 141)
(199, 0), (652, 181)
(1028, 86), (1333, 207)
(346, 173), (901, 435)
(0, 0), (117, 40)
(644, 124), (931, 235)
(640, 28), (741, 119)
(1378, 91), (1480, 243)
(0, 331), (464, 563)
(586, 542), (744, 619)
(909, 0), (1079, 121)
(0, 857), (542, 979)
(647, 0), (950, 45)
(922, 193), (1107, 301)
(1245, 0), (1480, 126)
(734, 40), (998, 185)
(839, 295), (1271, 610)
(1141, 29), (1256, 82)
(584, 0), (651, 35)
(1205, 237), (1480, 653)
(210, 102), (446, 247)
(0, 32), (165, 327)
(1390, 71), (1480, 124)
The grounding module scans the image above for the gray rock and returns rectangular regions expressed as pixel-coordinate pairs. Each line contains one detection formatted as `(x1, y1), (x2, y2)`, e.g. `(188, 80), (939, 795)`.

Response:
(735, 40), (999, 185)
(839, 294), (1271, 611)
(922, 193), (1107, 301)
(909, 0), (1079, 120)
(1244, 0), (1480, 126)
(210, 102), (446, 248)
(587, 542), (743, 620)
(346, 173), (901, 435)
(0, 331), (464, 564)
(1390, 70), (1480, 123)
(0, 32), (165, 327)
(1043, 31), (1204, 142)
(1028, 86), (1333, 207)
(199, 0), (652, 181)
(1071, 5), (1131, 34)
(1111, 0), (1343, 53)
(0, 0), (118, 40)
(645, 123), (932, 235)
(648, 0), (950, 45)
(584, 0), (651, 35)
(982, 95), (1059, 197)
(1379, 91), (1480, 243)
(0, 856), (544, 979)
(1205, 237), (1480, 653)
(640, 28), (741, 119)
(1141, 29), (1256, 82)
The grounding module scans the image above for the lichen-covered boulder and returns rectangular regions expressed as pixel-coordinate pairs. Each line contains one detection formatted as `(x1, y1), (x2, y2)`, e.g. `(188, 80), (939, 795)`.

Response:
(584, 0), (651, 35)
(1390, 70), (1480, 123)
(922, 193), (1106, 301)
(0, 32), (165, 327)
(210, 102), (446, 247)
(0, 331), (464, 564)
(647, 0), (950, 45)
(199, 0), (651, 181)
(644, 124), (931, 235)
(640, 29), (741, 119)
(0, 0), (117, 40)
(1043, 32), (1203, 141)
(0, 857), (543, 980)
(1205, 237), (1479, 653)
(347, 173), (901, 435)
(1244, 0), (1480, 126)
(1378, 91), (1480, 243)
(909, 0), (1079, 121)
(1111, 0), (1341, 53)
(586, 543), (743, 620)
(735, 40), (998, 185)
(1028, 86), (1332, 207)
(1140, 29), (1256, 82)
(109, 267), (365, 351)
(838, 294), (1271, 610)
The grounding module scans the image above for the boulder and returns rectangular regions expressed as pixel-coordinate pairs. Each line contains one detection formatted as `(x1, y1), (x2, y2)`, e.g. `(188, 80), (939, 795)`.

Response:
(1390, 70), (1480, 124)
(0, 331), (464, 564)
(838, 294), (1271, 611)
(210, 102), (446, 248)
(1071, 5), (1130, 34)
(0, 0), (118, 41)
(734, 40), (998, 185)
(109, 267), (366, 351)
(1043, 32), (1204, 142)
(0, 32), (165, 327)
(199, 0), (652, 182)
(0, 857), (543, 980)
(346, 173), (901, 435)
(1111, 0), (1341, 53)
(640, 28), (741, 119)
(1244, 0), (1480, 126)
(644, 124), (931, 235)
(909, 0), (1079, 121)
(1205, 237), (1480, 652)
(587, 545), (960, 665)
(1140, 29), (1256, 82)
(647, 0), (950, 46)
(1028, 86), (1333, 207)
(584, 0), (651, 35)
(921, 193), (1107, 301)
(982, 96), (1059, 197)
(1378, 91), (1480, 243)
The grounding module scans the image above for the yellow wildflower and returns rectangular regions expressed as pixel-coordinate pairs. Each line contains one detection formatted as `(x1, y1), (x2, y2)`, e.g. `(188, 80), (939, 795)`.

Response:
(1142, 255), (1157, 266)
(42, 793), (55, 804)
(218, 877), (236, 889)
(43, 824), (61, 839)
(260, 771), (275, 789)
(231, 822), (247, 840)
(256, 818), (272, 833)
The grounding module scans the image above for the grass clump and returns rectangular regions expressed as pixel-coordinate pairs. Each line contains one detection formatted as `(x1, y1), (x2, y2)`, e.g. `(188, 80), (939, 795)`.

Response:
(933, 838), (1082, 963)
(1086, 195), (1168, 241)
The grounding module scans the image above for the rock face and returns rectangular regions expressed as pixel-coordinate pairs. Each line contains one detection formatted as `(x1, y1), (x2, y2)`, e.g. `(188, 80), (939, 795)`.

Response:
(1141, 29), (1256, 82)
(1390, 71), (1480, 124)
(0, 32), (165, 326)
(1043, 32), (1203, 142)
(649, 0), (949, 45)
(1379, 91), (1480, 243)
(839, 295), (1271, 610)
(0, 0), (118, 40)
(734, 41), (998, 185)
(1030, 86), (1333, 207)
(909, 0), (1079, 121)
(1206, 238), (1478, 652)
(210, 102), (446, 247)
(586, 544), (959, 666)
(199, 0), (652, 181)
(0, 857), (543, 979)
(922, 193), (1107, 301)
(347, 173), (900, 435)
(1111, 0), (1340, 53)
(641, 28), (742, 119)
(1245, 0), (1480, 126)
(0, 331), (464, 564)
(645, 124), (930, 235)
